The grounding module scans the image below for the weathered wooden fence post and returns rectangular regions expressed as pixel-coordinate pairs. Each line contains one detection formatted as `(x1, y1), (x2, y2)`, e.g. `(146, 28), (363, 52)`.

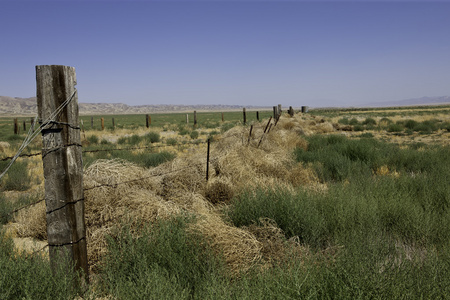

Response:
(31, 117), (36, 131)
(273, 106), (277, 119)
(23, 120), (27, 132)
(186, 114), (189, 124)
(14, 118), (19, 134)
(101, 117), (105, 130)
(206, 138), (211, 181)
(36, 65), (88, 283)
(278, 104), (282, 117)
(221, 112), (224, 122)
(248, 125), (253, 145)
(146, 114), (151, 128)
(243, 108), (247, 125)
(288, 106), (294, 117)
(112, 117), (115, 129)
(256, 111), (259, 121)
(194, 111), (197, 127)
(90, 116), (94, 129)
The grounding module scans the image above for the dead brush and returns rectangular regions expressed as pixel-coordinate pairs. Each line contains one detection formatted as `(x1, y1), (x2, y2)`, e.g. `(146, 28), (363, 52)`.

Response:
(189, 212), (262, 276)
(204, 178), (234, 204)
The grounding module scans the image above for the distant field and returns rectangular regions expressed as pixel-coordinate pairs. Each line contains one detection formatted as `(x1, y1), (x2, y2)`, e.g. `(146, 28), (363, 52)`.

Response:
(0, 110), (274, 135)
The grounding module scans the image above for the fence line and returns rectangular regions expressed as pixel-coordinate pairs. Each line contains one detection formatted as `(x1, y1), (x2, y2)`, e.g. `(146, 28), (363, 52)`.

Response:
(1, 113), (281, 257)
(0, 121), (267, 162)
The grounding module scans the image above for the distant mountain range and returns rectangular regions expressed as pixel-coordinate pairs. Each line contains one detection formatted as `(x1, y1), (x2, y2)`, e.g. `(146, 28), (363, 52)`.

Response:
(0, 95), (449, 115)
(0, 96), (269, 115)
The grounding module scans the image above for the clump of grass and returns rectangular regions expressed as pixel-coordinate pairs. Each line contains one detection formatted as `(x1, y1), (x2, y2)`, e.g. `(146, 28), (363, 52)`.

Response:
(353, 125), (364, 131)
(0, 161), (31, 191)
(87, 134), (99, 145)
(349, 118), (359, 125)
(388, 123), (403, 132)
(221, 122), (237, 133)
(362, 117), (377, 126)
(128, 134), (142, 146)
(100, 139), (111, 145)
(359, 132), (374, 138)
(338, 117), (350, 125)
(295, 135), (383, 182)
(117, 137), (127, 145)
(100, 216), (225, 299)
(166, 138), (177, 146)
(0, 229), (82, 299)
(144, 131), (160, 143)
(190, 130), (199, 139)
(379, 117), (393, 127)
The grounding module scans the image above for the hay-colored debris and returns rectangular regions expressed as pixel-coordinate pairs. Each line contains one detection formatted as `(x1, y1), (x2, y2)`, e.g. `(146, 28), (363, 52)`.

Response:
(9, 113), (331, 274)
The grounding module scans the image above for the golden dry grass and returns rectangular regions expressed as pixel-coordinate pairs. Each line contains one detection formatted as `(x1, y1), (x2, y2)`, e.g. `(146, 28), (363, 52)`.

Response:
(7, 113), (338, 274)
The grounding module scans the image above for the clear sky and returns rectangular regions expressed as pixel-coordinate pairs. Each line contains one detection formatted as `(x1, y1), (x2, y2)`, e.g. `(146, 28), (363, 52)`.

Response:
(1, 0), (450, 107)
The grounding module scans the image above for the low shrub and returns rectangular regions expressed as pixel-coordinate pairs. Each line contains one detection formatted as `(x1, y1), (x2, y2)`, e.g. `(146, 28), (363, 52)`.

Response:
(166, 138), (177, 146)
(0, 229), (81, 299)
(338, 118), (350, 125)
(190, 130), (199, 139)
(353, 125), (364, 131)
(0, 161), (30, 191)
(349, 118), (359, 125)
(100, 139), (111, 145)
(362, 117), (377, 125)
(388, 123), (403, 132)
(128, 134), (142, 146)
(100, 216), (225, 299)
(144, 131), (160, 143)
(87, 135), (99, 145)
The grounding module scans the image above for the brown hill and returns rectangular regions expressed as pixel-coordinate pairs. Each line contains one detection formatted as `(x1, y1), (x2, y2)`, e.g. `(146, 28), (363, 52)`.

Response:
(0, 96), (267, 115)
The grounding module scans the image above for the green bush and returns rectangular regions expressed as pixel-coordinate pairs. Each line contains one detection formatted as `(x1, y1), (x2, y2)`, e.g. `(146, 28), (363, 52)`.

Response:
(440, 122), (450, 132)
(0, 161), (30, 191)
(349, 118), (359, 125)
(353, 125), (364, 131)
(388, 123), (404, 132)
(359, 132), (374, 138)
(166, 138), (177, 146)
(87, 135), (99, 144)
(338, 117), (350, 125)
(221, 122), (237, 133)
(295, 135), (384, 182)
(117, 137), (127, 145)
(100, 139), (111, 145)
(100, 216), (225, 299)
(128, 134), (142, 146)
(190, 130), (199, 139)
(362, 117), (377, 126)
(5, 134), (23, 142)
(144, 132), (160, 143)
(0, 229), (81, 299)
(404, 119), (418, 130)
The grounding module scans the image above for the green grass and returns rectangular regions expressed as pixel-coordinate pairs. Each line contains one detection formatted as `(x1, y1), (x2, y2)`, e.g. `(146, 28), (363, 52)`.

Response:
(0, 226), (82, 299)
(0, 160), (31, 191)
(78, 111), (272, 132)
(294, 134), (450, 183)
(100, 215), (226, 299)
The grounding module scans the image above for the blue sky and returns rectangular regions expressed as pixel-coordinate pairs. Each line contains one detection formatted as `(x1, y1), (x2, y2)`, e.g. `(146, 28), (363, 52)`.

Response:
(1, 0), (450, 107)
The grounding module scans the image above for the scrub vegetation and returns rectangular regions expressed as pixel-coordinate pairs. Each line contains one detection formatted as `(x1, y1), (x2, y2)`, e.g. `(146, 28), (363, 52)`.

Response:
(1, 106), (449, 299)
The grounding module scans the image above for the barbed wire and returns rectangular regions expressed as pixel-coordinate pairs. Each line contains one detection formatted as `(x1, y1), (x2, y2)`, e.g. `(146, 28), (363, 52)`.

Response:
(1, 116), (279, 257)
(0, 139), (211, 161)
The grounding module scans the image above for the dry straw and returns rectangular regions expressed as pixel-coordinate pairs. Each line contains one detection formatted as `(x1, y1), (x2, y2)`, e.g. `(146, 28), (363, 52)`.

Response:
(10, 113), (335, 274)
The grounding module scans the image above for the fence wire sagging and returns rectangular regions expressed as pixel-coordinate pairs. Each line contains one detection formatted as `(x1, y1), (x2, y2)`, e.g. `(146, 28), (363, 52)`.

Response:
(1, 111), (282, 260)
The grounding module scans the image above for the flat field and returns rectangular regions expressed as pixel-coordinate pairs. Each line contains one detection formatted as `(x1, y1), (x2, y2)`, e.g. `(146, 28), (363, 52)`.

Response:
(1, 106), (449, 299)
